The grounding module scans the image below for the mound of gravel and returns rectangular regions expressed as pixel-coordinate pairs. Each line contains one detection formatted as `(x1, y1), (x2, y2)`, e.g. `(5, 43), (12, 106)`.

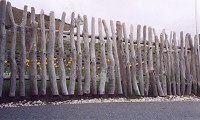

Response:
(1, 95), (200, 108)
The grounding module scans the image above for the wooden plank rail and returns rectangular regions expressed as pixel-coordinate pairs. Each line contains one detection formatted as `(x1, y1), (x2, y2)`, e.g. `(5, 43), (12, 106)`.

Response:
(3, 75), (70, 80)
(1, 0), (200, 98)
(6, 24), (194, 51)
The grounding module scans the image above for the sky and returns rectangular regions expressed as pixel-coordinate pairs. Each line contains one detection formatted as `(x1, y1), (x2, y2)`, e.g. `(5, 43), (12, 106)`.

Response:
(8, 0), (200, 37)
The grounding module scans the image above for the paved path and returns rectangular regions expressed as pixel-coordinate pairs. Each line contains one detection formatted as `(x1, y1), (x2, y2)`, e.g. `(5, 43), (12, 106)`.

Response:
(0, 102), (200, 120)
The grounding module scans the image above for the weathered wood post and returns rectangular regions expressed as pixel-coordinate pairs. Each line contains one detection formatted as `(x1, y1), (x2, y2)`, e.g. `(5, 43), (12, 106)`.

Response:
(148, 27), (158, 97)
(98, 18), (107, 95)
(188, 34), (197, 94)
(7, 2), (17, 97)
(90, 17), (97, 95)
(137, 25), (144, 96)
(155, 35), (164, 96)
(173, 32), (181, 95)
(165, 34), (172, 95)
(0, 0), (6, 97)
(160, 30), (167, 96)
(77, 15), (83, 95)
(69, 12), (77, 95)
(83, 15), (91, 95)
(185, 34), (192, 94)
(40, 10), (47, 95)
(29, 7), (38, 96)
(110, 20), (123, 95)
(143, 26), (150, 96)
(169, 32), (176, 95)
(58, 12), (68, 95)
(116, 21), (127, 96)
(102, 20), (115, 95)
(130, 25), (140, 96)
(19, 5), (28, 96)
(47, 11), (59, 95)
(180, 32), (186, 95)
(194, 35), (200, 94)
(198, 35), (200, 93)
(122, 23), (132, 95)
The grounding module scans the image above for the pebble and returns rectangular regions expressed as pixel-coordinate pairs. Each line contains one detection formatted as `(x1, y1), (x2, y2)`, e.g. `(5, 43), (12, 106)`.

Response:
(0, 95), (200, 108)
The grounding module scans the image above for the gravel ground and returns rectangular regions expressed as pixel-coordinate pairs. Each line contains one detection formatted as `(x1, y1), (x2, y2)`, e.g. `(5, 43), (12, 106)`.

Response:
(1, 102), (200, 120)
(0, 95), (200, 108)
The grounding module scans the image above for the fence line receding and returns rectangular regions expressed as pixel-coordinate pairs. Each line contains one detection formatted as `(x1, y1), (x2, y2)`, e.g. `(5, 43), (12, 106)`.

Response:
(0, 0), (200, 98)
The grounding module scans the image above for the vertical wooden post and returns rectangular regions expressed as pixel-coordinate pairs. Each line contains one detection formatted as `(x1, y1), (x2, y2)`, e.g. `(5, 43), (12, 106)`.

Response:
(83, 15), (91, 95)
(116, 21), (127, 96)
(40, 10), (47, 95)
(155, 35), (164, 96)
(122, 23), (132, 95)
(77, 15), (83, 95)
(148, 27), (158, 97)
(0, 0), (6, 97)
(90, 17), (96, 95)
(98, 18), (107, 95)
(7, 2), (17, 97)
(165, 34), (172, 95)
(143, 26), (149, 96)
(69, 12), (77, 95)
(102, 20), (115, 95)
(47, 11), (59, 95)
(198, 35), (200, 93)
(130, 25), (140, 96)
(194, 35), (200, 94)
(137, 25), (144, 96)
(185, 34), (192, 94)
(188, 34), (197, 94)
(0, 0), (7, 94)
(160, 30), (167, 96)
(180, 32), (186, 95)
(58, 12), (68, 95)
(29, 7), (38, 96)
(110, 20), (123, 95)
(173, 32), (181, 95)
(169, 32), (176, 95)
(19, 5), (28, 96)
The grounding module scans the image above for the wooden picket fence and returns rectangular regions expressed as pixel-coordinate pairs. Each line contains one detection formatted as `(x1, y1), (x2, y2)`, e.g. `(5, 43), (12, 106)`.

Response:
(0, 0), (200, 98)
